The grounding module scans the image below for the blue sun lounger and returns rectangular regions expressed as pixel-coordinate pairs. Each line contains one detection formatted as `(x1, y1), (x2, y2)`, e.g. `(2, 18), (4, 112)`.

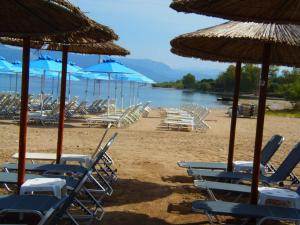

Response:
(0, 165), (94, 224)
(188, 142), (300, 185)
(192, 200), (300, 225)
(0, 133), (118, 193)
(178, 135), (283, 170)
(0, 134), (118, 206)
(194, 180), (300, 201)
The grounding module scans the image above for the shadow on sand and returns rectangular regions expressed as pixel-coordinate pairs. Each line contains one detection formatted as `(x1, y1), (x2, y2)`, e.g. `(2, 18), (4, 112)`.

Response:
(104, 178), (199, 207)
(101, 211), (209, 225)
(161, 175), (194, 183)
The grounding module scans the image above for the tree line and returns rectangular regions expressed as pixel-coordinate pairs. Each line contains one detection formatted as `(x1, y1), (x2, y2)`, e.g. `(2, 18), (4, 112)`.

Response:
(152, 64), (300, 109)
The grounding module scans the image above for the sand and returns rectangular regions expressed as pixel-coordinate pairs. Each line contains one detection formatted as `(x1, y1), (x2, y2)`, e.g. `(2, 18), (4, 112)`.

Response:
(0, 108), (299, 225)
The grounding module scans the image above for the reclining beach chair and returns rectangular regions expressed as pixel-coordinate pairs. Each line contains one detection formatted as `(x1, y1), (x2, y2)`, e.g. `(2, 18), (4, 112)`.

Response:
(0, 136), (116, 221)
(194, 179), (300, 202)
(5, 132), (117, 190)
(21, 104), (60, 126)
(0, 167), (97, 225)
(192, 199), (300, 225)
(188, 142), (300, 186)
(178, 135), (284, 171)
(1, 132), (117, 198)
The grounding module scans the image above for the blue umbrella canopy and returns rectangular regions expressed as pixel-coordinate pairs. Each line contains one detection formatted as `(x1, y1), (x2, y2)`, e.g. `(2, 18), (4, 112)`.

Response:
(11, 60), (39, 75)
(69, 62), (82, 71)
(30, 55), (79, 81)
(82, 59), (134, 74)
(82, 59), (155, 83)
(0, 56), (21, 73)
(55, 59), (80, 73)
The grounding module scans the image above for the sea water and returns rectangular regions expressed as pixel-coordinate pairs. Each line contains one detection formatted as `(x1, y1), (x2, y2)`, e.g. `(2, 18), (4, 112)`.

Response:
(0, 73), (225, 109)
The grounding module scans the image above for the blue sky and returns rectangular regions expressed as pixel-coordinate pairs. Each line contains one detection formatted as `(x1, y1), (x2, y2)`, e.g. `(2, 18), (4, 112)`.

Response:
(70, 0), (229, 71)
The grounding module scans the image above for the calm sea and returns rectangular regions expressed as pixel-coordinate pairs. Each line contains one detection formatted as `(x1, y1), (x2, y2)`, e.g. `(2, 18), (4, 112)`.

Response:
(0, 73), (226, 109)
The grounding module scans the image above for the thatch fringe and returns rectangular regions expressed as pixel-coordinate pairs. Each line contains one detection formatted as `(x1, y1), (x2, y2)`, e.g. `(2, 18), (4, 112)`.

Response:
(0, 38), (129, 56)
(170, 0), (300, 24)
(170, 21), (300, 67)
(47, 42), (130, 56)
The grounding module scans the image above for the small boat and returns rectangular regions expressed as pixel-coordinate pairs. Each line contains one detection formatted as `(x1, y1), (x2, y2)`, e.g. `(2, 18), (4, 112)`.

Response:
(217, 96), (233, 101)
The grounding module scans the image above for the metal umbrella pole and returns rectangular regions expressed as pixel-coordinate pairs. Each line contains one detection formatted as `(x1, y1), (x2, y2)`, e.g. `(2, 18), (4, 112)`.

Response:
(85, 78), (89, 101)
(129, 81), (132, 107)
(9, 73), (12, 91)
(51, 76), (54, 95)
(40, 70), (46, 113)
(93, 79), (96, 96)
(114, 78), (117, 113)
(15, 72), (18, 93)
(133, 82), (136, 105)
(56, 72), (60, 102)
(107, 73), (111, 115)
(98, 80), (101, 97)
(68, 73), (71, 102)
(121, 80), (124, 111)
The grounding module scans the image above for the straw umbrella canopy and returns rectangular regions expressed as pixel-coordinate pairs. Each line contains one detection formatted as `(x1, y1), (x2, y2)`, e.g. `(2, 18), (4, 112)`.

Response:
(0, 0), (94, 193)
(170, 0), (300, 24)
(0, 0), (90, 37)
(171, 21), (300, 66)
(170, 21), (300, 204)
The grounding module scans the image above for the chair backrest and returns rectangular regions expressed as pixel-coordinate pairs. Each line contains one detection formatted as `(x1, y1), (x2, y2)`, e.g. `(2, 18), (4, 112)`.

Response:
(42, 137), (118, 225)
(91, 123), (112, 159)
(89, 132), (118, 170)
(260, 135), (284, 165)
(42, 170), (92, 225)
(43, 133), (119, 224)
(270, 142), (300, 182)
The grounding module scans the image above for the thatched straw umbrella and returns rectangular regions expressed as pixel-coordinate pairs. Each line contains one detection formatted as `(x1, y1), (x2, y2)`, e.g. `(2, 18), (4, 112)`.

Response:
(0, 0), (90, 37)
(0, 0), (93, 192)
(171, 21), (300, 204)
(170, 0), (300, 24)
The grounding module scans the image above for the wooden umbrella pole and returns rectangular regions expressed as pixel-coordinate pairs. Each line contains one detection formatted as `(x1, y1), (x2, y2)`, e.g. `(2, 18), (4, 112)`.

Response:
(227, 61), (241, 172)
(250, 44), (271, 204)
(56, 45), (69, 164)
(17, 37), (30, 192)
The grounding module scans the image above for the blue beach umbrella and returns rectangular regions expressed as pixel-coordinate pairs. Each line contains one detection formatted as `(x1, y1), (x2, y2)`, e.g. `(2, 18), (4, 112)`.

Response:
(83, 59), (155, 110)
(0, 57), (21, 92)
(73, 71), (109, 100)
(30, 55), (80, 79)
(30, 55), (80, 109)
(82, 59), (135, 114)
(0, 57), (20, 73)
(109, 64), (155, 108)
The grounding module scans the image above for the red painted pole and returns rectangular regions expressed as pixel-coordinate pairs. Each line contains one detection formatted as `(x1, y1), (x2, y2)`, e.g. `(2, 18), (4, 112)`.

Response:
(17, 37), (30, 192)
(250, 44), (271, 204)
(56, 45), (68, 164)
(227, 62), (241, 172)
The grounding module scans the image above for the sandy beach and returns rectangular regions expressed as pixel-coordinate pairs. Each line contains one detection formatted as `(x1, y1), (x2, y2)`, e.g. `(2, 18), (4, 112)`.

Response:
(0, 108), (299, 225)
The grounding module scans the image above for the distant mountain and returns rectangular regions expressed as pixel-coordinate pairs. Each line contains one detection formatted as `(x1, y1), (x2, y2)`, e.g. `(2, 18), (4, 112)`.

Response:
(0, 45), (222, 82)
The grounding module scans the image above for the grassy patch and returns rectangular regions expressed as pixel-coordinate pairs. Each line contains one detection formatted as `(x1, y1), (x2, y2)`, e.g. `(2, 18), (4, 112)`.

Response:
(266, 109), (300, 118)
